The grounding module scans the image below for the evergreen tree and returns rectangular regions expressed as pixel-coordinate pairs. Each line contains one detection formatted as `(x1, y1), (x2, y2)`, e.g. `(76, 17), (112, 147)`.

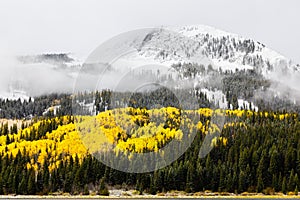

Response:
(17, 175), (27, 195)
(257, 176), (264, 193)
(27, 170), (36, 195)
(83, 184), (89, 195)
(98, 178), (109, 196)
(282, 177), (287, 194)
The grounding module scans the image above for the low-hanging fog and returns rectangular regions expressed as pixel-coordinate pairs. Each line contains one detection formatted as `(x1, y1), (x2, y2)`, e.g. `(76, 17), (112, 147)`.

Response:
(0, 49), (300, 109)
(0, 53), (76, 97)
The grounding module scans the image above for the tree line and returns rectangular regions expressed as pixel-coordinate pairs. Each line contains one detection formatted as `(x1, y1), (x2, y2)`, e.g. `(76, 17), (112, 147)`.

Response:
(0, 106), (299, 195)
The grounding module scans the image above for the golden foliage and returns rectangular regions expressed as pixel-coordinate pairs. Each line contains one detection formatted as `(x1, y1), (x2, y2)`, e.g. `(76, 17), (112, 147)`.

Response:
(2, 107), (295, 172)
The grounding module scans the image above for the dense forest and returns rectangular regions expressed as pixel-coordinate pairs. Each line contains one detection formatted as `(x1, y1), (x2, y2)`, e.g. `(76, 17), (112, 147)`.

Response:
(0, 94), (72, 119)
(0, 88), (213, 119)
(0, 104), (299, 195)
(0, 84), (299, 195)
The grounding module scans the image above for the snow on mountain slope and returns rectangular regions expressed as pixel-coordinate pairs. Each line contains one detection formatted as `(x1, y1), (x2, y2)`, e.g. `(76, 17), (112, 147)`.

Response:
(0, 90), (30, 102)
(132, 25), (300, 77)
(237, 99), (258, 112)
(174, 25), (237, 38)
(1, 25), (299, 110)
(117, 25), (300, 110)
(200, 88), (227, 109)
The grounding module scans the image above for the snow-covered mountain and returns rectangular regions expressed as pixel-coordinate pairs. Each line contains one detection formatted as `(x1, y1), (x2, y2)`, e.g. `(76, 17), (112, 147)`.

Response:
(115, 25), (299, 110)
(1, 25), (299, 110)
(132, 25), (300, 77)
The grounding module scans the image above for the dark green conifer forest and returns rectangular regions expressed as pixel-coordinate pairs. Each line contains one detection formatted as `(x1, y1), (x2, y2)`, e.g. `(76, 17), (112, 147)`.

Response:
(0, 90), (299, 195)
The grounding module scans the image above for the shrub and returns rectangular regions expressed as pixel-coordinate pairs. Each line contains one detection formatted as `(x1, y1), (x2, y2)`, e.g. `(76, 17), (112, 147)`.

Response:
(262, 187), (275, 195)
(97, 178), (109, 196)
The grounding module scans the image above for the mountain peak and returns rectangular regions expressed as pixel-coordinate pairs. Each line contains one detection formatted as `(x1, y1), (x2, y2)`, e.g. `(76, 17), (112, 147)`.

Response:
(133, 25), (300, 76)
(170, 24), (237, 38)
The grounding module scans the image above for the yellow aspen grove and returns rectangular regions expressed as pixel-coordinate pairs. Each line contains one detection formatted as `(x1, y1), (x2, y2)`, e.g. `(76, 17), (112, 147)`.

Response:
(1, 107), (297, 174)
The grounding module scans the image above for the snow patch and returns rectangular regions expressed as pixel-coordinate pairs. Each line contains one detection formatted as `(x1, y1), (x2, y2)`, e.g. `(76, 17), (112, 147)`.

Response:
(171, 24), (238, 38)
(0, 90), (31, 102)
(212, 59), (254, 72)
(238, 99), (258, 112)
(42, 105), (61, 116)
(200, 88), (227, 109)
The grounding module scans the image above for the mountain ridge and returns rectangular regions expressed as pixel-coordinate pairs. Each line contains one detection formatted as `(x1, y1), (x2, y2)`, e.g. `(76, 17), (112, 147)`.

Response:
(134, 25), (300, 77)
(1, 25), (299, 111)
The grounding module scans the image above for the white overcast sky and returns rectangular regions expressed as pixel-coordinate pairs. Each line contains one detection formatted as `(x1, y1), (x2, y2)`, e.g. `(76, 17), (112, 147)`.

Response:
(0, 0), (299, 63)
